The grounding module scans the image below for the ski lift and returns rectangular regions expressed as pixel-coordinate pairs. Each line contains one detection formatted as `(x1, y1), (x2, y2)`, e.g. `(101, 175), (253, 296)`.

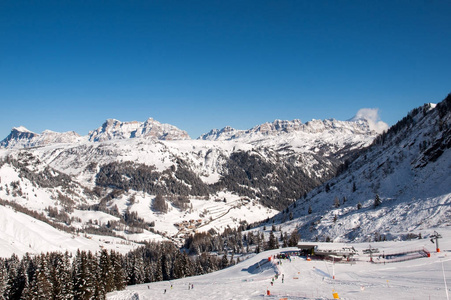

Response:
(430, 231), (442, 252)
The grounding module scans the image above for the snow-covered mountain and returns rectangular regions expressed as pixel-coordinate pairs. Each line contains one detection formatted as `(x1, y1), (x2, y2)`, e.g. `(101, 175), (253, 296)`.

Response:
(0, 118), (190, 150)
(198, 118), (377, 142)
(0, 110), (381, 254)
(88, 118), (191, 142)
(0, 127), (82, 148)
(270, 95), (451, 242)
(1, 96), (449, 258)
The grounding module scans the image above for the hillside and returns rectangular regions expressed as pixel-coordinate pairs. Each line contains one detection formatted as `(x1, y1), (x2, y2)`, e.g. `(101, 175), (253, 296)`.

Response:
(269, 95), (451, 242)
(0, 204), (144, 258)
(0, 112), (378, 253)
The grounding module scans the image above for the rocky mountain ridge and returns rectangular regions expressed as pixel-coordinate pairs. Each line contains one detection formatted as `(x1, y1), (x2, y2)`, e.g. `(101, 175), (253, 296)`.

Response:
(268, 95), (451, 242)
(199, 118), (376, 142)
(0, 96), (449, 253)
(0, 111), (381, 245)
(1, 114), (378, 149)
(0, 127), (83, 149)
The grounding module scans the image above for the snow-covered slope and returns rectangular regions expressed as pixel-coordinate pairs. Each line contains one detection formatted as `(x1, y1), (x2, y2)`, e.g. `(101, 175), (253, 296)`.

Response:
(108, 228), (451, 300)
(2, 101), (440, 257)
(0, 204), (142, 258)
(198, 118), (377, 144)
(271, 95), (451, 242)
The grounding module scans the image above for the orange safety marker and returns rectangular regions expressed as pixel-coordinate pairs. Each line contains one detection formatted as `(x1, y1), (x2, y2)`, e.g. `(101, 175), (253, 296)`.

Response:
(332, 289), (340, 299)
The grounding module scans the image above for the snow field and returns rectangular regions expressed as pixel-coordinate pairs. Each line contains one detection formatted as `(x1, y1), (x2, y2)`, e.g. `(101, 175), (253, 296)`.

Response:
(108, 231), (451, 299)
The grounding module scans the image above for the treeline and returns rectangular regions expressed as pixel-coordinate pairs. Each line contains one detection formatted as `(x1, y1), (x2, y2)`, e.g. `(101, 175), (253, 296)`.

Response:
(95, 151), (326, 211)
(184, 225), (300, 256)
(0, 152), (75, 190)
(95, 161), (211, 197)
(0, 250), (124, 300)
(0, 241), (228, 300)
(212, 151), (324, 210)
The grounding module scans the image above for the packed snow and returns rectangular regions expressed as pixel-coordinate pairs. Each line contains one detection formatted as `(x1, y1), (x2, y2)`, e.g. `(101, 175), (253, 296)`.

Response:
(0, 205), (140, 258)
(108, 228), (451, 300)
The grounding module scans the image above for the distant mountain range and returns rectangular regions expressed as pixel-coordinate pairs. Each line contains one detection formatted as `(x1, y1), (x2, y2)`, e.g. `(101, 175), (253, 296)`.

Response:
(1, 112), (383, 149)
(0, 95), (449, 257)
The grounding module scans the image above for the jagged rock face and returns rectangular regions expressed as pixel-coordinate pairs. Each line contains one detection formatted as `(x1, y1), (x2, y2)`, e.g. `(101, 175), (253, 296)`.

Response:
(0, 127), (82, 149)
(88, 118), (191, 142)
(198, 126), (240, 141)
(198, 119), (375, 142)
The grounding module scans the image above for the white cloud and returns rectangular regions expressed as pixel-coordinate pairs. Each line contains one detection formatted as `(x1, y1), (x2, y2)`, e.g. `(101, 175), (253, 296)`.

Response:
(352, 108), (389, 134)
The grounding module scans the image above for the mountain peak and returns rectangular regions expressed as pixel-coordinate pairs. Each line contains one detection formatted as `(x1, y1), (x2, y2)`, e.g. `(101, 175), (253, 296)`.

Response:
(0, 128), (81, 149)
(12, 126), (33, 133)
(88, 117), (191, 142)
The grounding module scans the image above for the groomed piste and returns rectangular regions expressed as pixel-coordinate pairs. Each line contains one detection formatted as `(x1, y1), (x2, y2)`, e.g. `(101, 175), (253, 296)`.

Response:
(108, 228), (451, 300)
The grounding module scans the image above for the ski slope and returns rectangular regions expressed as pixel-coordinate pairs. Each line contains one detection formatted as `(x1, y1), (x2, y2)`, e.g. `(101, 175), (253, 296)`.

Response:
(108, 228), (451, 300)
(0, 205), (142, 258)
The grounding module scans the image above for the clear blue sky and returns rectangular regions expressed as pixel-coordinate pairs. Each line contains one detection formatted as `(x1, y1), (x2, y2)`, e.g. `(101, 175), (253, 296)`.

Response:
(1, 1), (450, 139)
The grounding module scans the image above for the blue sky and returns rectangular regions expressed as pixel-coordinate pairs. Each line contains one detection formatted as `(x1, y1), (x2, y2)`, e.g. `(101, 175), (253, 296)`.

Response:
(1, 1), (450, 139)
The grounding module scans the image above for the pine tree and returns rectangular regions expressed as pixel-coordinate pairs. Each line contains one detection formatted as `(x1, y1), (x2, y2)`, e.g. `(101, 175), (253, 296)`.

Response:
(73, 250), (95, 300)
(288, 230), (300, 247)
(29, 255), (53, 300)
(229, 253), (235, 267)
(21, 254), (35, 300)
(357, 202), (362, 209)
(267, 231), (279, 250)
(172, 251), (185, 279)
(161, 253), (171, 281)
(98, 249), (115, 295)
(7, 253), (29, 300)
(255, 234), (261, 254)
(110, 251), (126, 291)
(374, 194), (382, 207)
(221, 253), (229, 269)
(48, 252), (74, 300)
(0, 259), (7, 298)
(132, 253), (146, 284)
(308, 205), (312, 214)
(86, 251), (98, 299)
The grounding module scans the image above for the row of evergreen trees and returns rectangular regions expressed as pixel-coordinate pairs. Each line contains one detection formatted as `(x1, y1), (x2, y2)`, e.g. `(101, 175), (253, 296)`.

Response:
(0, 225), (300, 299)
(0, 250), (123, 300)
(0, 241), (227, 300)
